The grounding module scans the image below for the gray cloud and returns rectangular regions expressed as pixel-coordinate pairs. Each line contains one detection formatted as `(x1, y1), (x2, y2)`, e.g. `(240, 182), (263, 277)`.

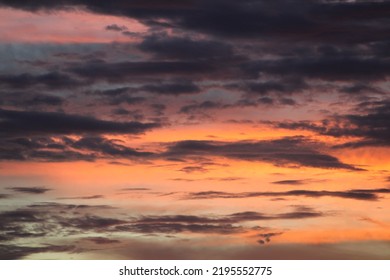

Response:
(186, 188), (390, 201)
(7, 186), (51, 194)
(0, 108), (161, 137)
(164, 137), (361, 170)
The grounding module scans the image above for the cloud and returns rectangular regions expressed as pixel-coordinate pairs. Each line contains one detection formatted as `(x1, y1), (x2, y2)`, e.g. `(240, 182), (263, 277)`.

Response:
(163, 137), (361, 170)
(2, 0), (388, 45)
(0, 244), (75, 260)
(105, 24), (128, 32)
(120, 188), (151, 191)
(0, 136), (154, 162)
(171, 177), (244, 182)
(269, 100), (390, 148)
(0, 91), (65, 109)
(58, 195), (104, 200)
(257, 232), (284, 245)
(83, 237), (120, 244)
(139, 81), (201, 96)
(243, 56), (390, 82)
(67, 60), (215, 82)
(0, 72), (83, 89)
(60, 215), (128, 230)
(0, 201), (324, 246)
(71, 136), (154, 158)
(0, 108), (161, 136)
(272, 180), (307, 185)
(186, 188), (390, 201)
(116, 222), (244, 235)
(7, 186), (51, 194)
(138, 34), (234, 60)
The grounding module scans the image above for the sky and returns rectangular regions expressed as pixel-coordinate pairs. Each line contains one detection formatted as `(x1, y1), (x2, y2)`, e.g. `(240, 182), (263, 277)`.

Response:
(0, 0), (389, 260)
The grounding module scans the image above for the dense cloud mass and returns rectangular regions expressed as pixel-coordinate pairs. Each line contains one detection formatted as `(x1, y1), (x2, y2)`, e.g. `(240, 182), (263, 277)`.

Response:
(0, 201), (328, 258)
(269, 100), (390, 148)
(164, 138), (362, 170)
(0, 109), (161, 136)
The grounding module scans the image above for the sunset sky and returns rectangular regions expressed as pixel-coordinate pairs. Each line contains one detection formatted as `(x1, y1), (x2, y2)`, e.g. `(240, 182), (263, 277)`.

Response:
(0, 0), (389, 260)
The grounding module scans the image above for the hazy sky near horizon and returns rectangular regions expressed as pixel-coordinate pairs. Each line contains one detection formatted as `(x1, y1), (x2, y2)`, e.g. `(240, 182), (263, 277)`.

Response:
(0, 0), (389, 260)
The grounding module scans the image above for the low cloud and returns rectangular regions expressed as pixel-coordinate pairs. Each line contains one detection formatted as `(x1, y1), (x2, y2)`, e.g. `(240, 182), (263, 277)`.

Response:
(186, 188), (390, 201)
(7, 186), (51, 194)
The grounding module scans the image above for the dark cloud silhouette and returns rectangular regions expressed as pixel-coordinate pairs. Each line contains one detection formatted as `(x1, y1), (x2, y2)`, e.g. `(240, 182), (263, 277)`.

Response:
(116, 208), (323, 235)
(0, 108), (161, 136)
(7, 186), (51, 194)
(105, 24), (128, 32)
(116, 223), (244, 235)
(84, 237), (120, 244)
(1, 0), (389, 45)
(59, 215), (127, 230)
(0, 244), (75, 260)
(0, 91), (65, 108)
(186, 188), (390, 201)
(0, 136), (153, 162)
(257, 232), (283, 244)
(270, 100), (390, 148)
(179, 166), (208, 173)
(139, 81), (201, 96)
(72, 136), (154, 158)
(0, 72), (83, 89)
(67, 61), (215, 82)
(180, 101), (225, 114)
(272, 180), (307, 185)
(138, 34), (234, 60)
(0, 201), (324, 247)
(58, 195), (104, 200)
(164, 137), (361, 170)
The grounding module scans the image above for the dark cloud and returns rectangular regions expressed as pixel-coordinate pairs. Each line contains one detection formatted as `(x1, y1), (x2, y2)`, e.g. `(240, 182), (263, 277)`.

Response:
(139, 81), (201, 96)
(164, 137), (361, 170)
(72, 136), (154, 158)
(270, 100), (390, 148)
(116, 208), (323, 235)
(0, 136), (153, 162)
(0, 72), (83, 89)
(117, 222), (243, 235)
(179, 166), (208, 173)
(7, 186), (51, 194)
(257, 232), (283, 244)
(105, 24), (128, 32)
(0, 244), (75, 260)
(243, 57), (390, 82)
(67, 60), (215, 82)
(229, 78), (307, 96)
(272, 180), (307, 185)
(138, 34), (234, 60)
(186, 188), (390, 201)
(3, 0), (387, 45)
(0, 91), (65, 108)
(58, 195), (104, 200)
(0, 201), (324, 247)
(83, 237), (120, 244)
(0, 108), (161, 137)
(59, 215), (127, 230)
(340, 84), (385, 95)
